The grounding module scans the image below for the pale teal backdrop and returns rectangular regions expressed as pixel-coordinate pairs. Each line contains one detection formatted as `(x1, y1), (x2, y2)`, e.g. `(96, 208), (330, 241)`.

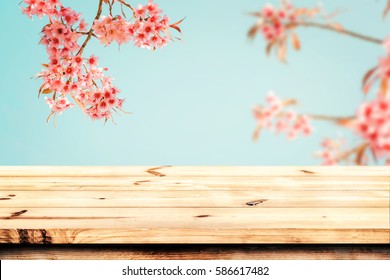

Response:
(0, 0), (388, 165)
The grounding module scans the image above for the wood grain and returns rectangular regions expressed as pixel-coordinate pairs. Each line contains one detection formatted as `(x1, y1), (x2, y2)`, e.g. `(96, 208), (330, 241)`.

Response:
(0, 166), (387, 177)
(0, 166), (389, 246)
(0, 176), (388, 191)
(1, 245), (389, 260)
(0, 190), (387, 208)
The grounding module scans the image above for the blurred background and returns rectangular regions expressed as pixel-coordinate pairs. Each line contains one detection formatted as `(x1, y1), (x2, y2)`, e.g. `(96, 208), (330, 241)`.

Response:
(0, 0), (388, 165)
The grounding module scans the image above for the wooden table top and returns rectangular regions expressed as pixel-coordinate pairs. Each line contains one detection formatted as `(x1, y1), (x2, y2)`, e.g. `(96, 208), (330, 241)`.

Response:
(0, 166), (389, 244)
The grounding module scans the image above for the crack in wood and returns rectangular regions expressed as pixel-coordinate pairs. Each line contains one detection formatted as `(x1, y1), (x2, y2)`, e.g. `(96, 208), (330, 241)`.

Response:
(7, 210), (28, 219)
(134, 180), (152, 185)
(195, 215), (211, 218)
(146, 166), (171, 177)
(246, 199), (268, 207)
(300, 170), (316, 174)
(0, 198), (11, 200)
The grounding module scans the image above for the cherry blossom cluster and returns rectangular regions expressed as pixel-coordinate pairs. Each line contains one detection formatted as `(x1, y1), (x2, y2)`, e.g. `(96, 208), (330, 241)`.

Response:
(46, 97), (74, 114)
(353, 96), (390, 159)
(22, 0), (181, 123)
(258, 2), (296, 42)
(252, 92), (313, 140)
(93, 1), (174, 49)
(248, 1), (322, 61)
(249, 2), (390, 166)
(315, 138), (349, 166)
(22, 0), (61, 18)
(40, 54), (125, 121)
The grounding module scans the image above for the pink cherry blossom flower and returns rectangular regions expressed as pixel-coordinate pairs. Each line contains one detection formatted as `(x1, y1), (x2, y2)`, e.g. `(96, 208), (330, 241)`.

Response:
(353, 95), (390, 158)
(45, 97), (74, 114)
(78, 19), (88, 32)
(60, 6), (80, 26)
(87, 55), (98, 67)
(146, 0), (161, 16)
(262, 4), (275, 19)
(134, 4), (146, 19)
(73, 56), (83, 66)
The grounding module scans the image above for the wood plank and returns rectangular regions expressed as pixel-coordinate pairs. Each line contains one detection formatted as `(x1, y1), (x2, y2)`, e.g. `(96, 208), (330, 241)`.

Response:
(0, 177), (388, 191)
(0, 208), (387, 229)
(0, 166), (388, 246)
(2, 176), (388, 183)
(1, 245), (389, 260)
(0, 190), (387, 208)
(0, 166), (388, 177)
(0, 228), (388, 244)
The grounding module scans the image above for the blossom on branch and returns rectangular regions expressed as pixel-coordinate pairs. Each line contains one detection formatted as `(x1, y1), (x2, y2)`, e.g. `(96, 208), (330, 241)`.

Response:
(315, 138), (372, 166)
(93, 16), (132, 46)
(22, 0), (61, 18)
(248, 1), (383, 62)
(252, 92), (313, 140)
(249, 2), (389, 166)
(316, 138), (347, 166)
(93, 0), (175, 49)
(247, 1), (320, 62)
(46, 96), (74, 114)
(22, 0), (183, 123)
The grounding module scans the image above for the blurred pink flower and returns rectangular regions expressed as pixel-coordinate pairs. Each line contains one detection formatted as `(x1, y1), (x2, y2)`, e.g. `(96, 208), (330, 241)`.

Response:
(354, 95), (390, 158)
(253, 92), (313, 140)
(315, 138), (346, 166)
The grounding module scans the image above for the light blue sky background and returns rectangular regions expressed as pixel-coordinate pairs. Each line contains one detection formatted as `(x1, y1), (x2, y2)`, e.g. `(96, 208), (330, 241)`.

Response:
(0, 0), (388, 165)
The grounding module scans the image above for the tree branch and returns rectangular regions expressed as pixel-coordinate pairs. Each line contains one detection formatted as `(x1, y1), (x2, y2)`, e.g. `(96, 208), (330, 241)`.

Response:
(308, 114), (355, 124)
(335, 142), (369, 163)
(118, 0), (134, 11)
(295, 21), (382, 45)
(76, 0), (104, 56)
